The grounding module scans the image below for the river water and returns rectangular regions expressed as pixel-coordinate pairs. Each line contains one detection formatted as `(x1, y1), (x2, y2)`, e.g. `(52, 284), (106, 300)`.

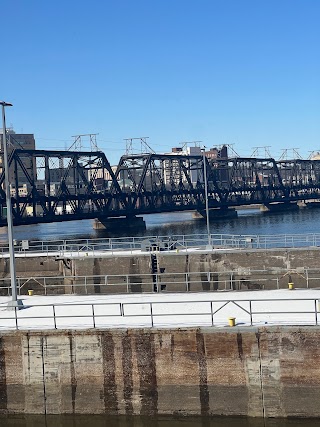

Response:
(1, 207), (320, 242)
(1, 414), (320, 427)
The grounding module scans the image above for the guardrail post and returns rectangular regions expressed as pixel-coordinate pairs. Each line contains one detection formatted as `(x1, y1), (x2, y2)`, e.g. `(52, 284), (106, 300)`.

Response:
(150, 303), (154, 327)
(14, 306), (18, 330)
(126, 275), (129, 293)
(210, 301), (214, 326)
(53, 305), (57, 329)
(315, 299), (318, 326)
(249, 300), (253, 326)
(92, 304), (96, 328)
(276, 277), (279, 289)
(306, 269), (309, 289)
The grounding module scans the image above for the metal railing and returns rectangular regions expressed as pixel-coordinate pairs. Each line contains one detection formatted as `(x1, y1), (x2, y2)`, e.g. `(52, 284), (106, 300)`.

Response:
(0, 297), (319, 330)
(1, 233), (320, 256)
(0, 267), (319, 295)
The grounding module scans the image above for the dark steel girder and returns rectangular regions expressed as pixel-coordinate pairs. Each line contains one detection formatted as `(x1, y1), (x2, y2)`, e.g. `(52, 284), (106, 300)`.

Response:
(1, 150), (320, 225)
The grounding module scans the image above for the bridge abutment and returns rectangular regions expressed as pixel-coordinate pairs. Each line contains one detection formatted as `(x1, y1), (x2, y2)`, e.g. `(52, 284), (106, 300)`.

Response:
(260, 202), (299, 213)
(93, 216), (146, 231)
(193, 207), (238, 220)
(304, 201), (320, 208)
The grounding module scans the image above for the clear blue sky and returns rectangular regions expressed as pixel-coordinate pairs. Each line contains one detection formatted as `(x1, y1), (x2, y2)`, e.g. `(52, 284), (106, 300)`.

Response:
(2, 0), (320, 164)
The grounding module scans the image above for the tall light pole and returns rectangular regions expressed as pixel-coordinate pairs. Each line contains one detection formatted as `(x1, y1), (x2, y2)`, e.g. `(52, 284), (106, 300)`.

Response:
(0, 101), (22, 309)
(202, 147), (211, 247)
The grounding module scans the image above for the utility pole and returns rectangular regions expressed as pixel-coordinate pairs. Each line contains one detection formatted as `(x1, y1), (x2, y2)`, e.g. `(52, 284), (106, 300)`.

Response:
(124, 137), (154, 155)
(0, 101), (23, 309)
(202, 147), (211, 247)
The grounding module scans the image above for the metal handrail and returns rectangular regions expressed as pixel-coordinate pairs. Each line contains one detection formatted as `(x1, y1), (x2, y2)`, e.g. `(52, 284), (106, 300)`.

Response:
(0, 297), (319, 330)
(0, 266), (319, 295)
(0, 232), (320, 255)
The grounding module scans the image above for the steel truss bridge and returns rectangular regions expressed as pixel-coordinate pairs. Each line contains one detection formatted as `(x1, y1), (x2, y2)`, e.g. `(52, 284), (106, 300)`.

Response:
(1, 149), (320, 226)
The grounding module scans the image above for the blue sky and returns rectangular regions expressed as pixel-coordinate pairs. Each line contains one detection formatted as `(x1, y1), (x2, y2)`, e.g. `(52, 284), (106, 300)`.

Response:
(2, 0), (320, 164)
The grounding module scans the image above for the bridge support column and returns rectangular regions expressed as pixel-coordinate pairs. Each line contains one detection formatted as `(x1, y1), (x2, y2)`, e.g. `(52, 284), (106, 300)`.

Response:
(193, 208), (237, 220)
(93, 216), (146, 231)
(304, 201), (320, 209)
(260, 202), (299, 213)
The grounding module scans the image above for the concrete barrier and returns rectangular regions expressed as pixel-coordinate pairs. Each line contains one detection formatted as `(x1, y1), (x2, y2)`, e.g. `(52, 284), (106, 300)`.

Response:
(0, 326), (320, 417)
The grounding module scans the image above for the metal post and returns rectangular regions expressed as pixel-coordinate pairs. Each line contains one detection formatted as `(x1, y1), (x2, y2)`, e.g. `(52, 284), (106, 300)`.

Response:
(210, 301), (214, 326)
(1, 102), (23, 310)
(92, 304), (96, 328)
(150, 302), (154, 327)
(53, 305), (57, 329)
(202, 148), (211, 247)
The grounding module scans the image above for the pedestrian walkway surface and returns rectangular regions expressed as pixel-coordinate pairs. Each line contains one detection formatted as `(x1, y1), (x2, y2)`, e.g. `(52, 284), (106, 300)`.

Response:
(0, 288), (319, 330)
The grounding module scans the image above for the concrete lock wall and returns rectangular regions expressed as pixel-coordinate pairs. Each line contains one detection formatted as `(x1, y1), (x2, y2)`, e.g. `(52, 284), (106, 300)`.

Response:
(0, 327), (320, 418)
(1, 247), (320, 294)
(68, 248), (320, 292)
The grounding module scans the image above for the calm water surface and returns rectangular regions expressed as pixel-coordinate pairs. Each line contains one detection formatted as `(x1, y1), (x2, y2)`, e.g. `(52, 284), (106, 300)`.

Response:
(1, 415), (320, 427)
(1, 207), (320, 242)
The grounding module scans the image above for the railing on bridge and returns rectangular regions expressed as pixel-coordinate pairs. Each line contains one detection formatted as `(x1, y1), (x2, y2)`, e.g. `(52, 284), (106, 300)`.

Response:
(1, 233), (320, 255)
(0, 296), (319, 330)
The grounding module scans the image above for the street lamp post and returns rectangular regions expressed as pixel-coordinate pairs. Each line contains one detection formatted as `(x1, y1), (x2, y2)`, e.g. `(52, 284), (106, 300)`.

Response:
(0, 101), (23, 309)
(202, 147), (211, 247)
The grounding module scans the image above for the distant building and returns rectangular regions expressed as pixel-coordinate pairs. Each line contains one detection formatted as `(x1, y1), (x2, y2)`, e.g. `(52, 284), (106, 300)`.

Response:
(163, 145), (228, 186)
(205, 145), (228, 159)
(310, 152), (320, 160)
(0, 128), (35, 151)
(0, 128), (36, 195)
(88, 164), (118, 191)
(44, 166), (91, 196)
(205, 145), (229, 184)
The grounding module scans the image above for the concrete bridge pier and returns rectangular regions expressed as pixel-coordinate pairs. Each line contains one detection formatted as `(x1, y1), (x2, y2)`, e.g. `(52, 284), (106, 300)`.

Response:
(304, 201), (320, 208)
(193, 207), (238, 220)
(260, 202), (299, 213)
(93, 216), (146, 230)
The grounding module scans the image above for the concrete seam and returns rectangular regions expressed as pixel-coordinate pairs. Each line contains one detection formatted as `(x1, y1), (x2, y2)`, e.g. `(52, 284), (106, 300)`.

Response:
(256, 331), (266, 421)
(40, 337), (47, 415)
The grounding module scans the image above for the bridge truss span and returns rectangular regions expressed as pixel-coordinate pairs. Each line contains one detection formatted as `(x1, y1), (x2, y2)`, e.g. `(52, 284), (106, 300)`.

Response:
(1, 149), (320, 225)
(0, 149), (129, 225)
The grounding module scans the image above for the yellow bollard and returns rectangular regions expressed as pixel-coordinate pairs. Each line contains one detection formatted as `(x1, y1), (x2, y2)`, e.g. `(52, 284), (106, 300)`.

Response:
(28, 290), (34, 296)
(228, 317), (236, 327)
(288, 282), (294, 290)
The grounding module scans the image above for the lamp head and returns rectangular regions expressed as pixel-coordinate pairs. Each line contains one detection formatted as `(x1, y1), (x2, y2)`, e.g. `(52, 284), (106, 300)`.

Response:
(0, 101), (12, 107)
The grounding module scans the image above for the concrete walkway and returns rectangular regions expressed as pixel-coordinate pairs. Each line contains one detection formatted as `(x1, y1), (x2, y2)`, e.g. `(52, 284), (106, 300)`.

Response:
(0, 288), (319, 330)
